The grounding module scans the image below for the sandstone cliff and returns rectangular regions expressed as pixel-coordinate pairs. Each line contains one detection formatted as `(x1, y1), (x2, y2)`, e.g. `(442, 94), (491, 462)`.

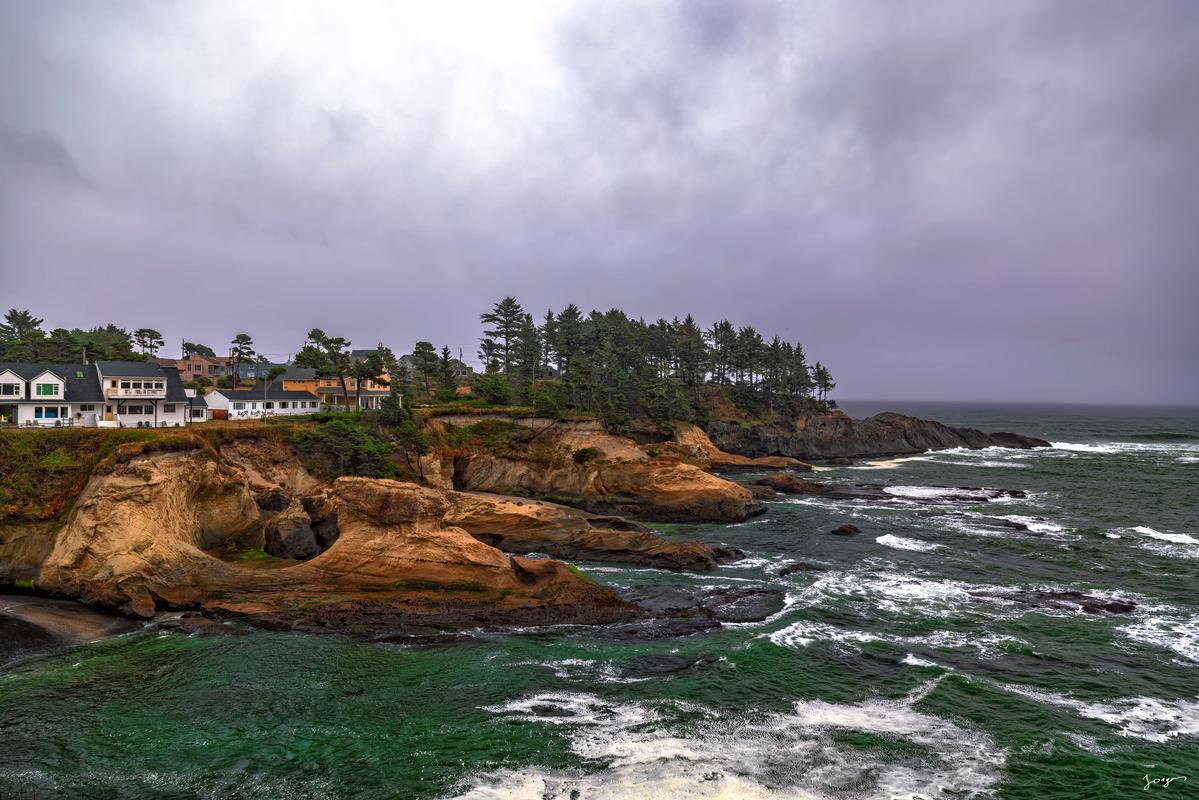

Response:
(707, 411), (1049, 461)
(456, 453), (763, 523)
(24, 445), (635, 631)
(442, 490), (740, 570)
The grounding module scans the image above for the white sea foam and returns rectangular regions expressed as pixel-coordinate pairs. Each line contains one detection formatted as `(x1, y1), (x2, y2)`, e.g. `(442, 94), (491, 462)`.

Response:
(1133, 526), (1199, 545)
(841, 456), (928, 470)
(875, 534), (943, 552)
(1118, 614), (1199, 663)
(450, 684), (1004, 799)
(883, 485), (995, 501)
(998, 684), (1199, 743)
(1050, 441), (1122, 454)
(901, 653), (941, 667)
(791, 570), (977, 618)
(766, 618), (1025, 659)
(767, 620), (883, 649)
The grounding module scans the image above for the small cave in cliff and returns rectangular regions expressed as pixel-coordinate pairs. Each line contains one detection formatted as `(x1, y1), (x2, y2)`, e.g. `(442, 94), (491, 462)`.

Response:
(207, 492), (341, 565)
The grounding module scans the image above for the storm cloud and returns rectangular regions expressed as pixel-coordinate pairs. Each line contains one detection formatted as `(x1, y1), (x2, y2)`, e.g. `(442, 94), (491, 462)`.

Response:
(2, 0), (1196, 403)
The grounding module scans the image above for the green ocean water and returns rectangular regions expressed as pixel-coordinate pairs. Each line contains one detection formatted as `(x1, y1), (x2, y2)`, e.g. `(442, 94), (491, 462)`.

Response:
(1, 402), (1197, 799)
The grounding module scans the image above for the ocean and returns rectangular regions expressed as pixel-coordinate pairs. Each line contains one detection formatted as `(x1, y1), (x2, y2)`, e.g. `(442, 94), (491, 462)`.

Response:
(1, 402), (1196, 799)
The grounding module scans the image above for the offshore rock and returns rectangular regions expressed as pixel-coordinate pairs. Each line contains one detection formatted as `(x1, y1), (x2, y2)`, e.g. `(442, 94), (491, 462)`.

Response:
(707, 411), (1050, 461)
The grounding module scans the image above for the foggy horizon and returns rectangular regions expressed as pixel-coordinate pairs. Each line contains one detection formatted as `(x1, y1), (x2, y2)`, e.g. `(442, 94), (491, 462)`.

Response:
(3, 1), (1197, 406)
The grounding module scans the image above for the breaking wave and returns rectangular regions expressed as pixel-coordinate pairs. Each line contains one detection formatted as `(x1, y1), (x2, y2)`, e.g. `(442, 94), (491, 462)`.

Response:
(449, 683), (1004, 799)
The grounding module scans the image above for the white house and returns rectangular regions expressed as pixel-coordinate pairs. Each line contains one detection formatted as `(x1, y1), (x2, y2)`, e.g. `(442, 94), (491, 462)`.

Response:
(205, 384), (321, 420)
(0, 361), (205, 428)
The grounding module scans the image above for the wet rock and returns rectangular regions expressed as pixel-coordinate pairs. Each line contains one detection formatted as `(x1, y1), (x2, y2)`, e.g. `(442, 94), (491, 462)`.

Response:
(778, 562), (826, 576)
(753, 474), (830, 495)
(622, 653), (717, 677)
(830, 524), (861, 536)
(970, 589), (1137, 614)
(711, 545), (747, 563)
(157, 613), (250, 636)
(1, 595), (141, 665)
(600, 617), (721, 641)
(747, 483), (776, 499)
(619, 585), (786, 624)
(264, 499), (321, 559)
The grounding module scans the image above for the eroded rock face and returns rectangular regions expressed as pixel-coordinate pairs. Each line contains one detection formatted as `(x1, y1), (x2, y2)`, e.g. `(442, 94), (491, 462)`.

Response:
(443, 491), (733, 571)
(668, 423), (812, 472)
(707, 411), (1050, 461)
(34, 451), (635, 631)
(457, 453), (763, 523)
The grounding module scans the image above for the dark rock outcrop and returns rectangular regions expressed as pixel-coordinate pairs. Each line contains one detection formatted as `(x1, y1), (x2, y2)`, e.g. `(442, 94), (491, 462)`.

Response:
(970, 589), (1136, 615)
(707, 411), (1050, 461)
(830, 524), (861, 535)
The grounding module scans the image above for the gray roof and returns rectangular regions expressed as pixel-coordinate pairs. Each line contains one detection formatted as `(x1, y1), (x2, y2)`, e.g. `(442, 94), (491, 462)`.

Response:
(280, 366), (316, 380)
(0, 362), (105, 403)
(316, 386), (391, 396)
(95, 360), (165, 378)
(213, 386), (320, 401)
(161, 367), (191, 402)
(190, 394), (209, 407)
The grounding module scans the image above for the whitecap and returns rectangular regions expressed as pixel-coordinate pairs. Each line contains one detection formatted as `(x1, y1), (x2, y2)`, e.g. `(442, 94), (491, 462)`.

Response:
(901, 653), (940, 667)
(1118, 614), (1199, 663)
(451, 685), (1004, 799)
(1132, 526), (1199, 546)
(998, 684), (1199, 743)
(1049, 441), (1121, 454)
(875, 534), (943, 552)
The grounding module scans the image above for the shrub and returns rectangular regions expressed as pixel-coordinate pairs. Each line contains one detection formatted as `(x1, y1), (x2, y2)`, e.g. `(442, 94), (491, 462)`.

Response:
(291, 417), (396, 479)
(572, 446), (603, 464)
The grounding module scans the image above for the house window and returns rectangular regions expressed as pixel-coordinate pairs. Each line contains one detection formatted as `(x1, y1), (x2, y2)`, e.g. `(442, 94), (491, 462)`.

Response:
(35, 383), (57, 396)
(278, 401), (288, 409)
(190, 408), (205, 418)
(164, 404), (176, 413)
(0, 383), (18, 396)
(79, 404), (96, 412)
(232, 402), (245, 410)
(120, 381), (131, 389)
(34, 406), (67, 419)
(124, 405), (146, 415)
(154, 381), (164, 390)
(264, 402), (274, 410)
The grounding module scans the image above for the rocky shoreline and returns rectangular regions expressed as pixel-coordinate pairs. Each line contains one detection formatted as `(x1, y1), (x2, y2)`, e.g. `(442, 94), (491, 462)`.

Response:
(0, 409), (1052, 652)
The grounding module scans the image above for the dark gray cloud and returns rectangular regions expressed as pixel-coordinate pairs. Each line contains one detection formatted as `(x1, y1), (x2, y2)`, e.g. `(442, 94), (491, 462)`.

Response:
(1, 0), (1196, 403)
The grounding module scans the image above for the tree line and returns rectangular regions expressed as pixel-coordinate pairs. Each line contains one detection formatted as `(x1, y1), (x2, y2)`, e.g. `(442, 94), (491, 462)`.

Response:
(473, 296), (835, 424)
(0, 309), (154, 363)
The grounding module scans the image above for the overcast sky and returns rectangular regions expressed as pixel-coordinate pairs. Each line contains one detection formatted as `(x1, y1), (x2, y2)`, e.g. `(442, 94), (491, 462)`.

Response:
(2, 1), (1196, 404)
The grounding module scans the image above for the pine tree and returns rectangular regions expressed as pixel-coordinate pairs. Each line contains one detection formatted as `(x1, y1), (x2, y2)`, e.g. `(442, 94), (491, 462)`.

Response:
(479, 296), (525, 376)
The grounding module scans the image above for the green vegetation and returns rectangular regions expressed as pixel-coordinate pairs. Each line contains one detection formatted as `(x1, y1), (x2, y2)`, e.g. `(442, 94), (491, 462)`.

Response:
(291, 416), (399, 480)
(472, 296), (836, 429)
(566, 564), (598, 585)
(0, 308), (147, 362)
(0, 428), (159, 522)
(572, 446), (603, 464)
